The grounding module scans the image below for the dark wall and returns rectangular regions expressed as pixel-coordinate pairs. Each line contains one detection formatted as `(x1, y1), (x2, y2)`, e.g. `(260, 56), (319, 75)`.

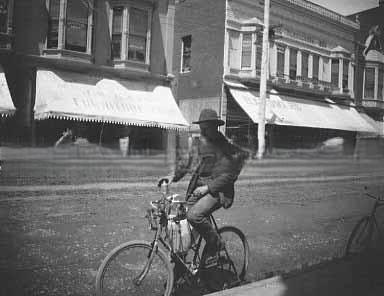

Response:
(173, 0), (226, 100)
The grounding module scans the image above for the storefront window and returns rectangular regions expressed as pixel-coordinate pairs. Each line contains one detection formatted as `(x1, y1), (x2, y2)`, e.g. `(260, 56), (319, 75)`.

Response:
(289, 48), (297, 80)
(364, 67), (375, 99)
(241, 33), (252, 69)
(331, 59), (339, 88)
(0, 0), (9, 33)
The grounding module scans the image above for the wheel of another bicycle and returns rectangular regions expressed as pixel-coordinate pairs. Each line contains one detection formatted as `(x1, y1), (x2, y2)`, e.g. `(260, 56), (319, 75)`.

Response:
(201, 226), (249, 292)
(345, 216), (373, 256)
(95, 240), (174, 296)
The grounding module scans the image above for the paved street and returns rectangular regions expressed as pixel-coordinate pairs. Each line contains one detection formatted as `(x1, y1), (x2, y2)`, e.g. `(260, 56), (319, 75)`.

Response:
(0, 147), (384, 295)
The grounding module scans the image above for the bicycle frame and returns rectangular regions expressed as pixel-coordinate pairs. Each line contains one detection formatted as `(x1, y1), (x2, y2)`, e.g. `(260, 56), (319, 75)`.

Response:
(366, 194), (384, 239)
(96, 181), (249, 296)
(138, 181), (244, 290)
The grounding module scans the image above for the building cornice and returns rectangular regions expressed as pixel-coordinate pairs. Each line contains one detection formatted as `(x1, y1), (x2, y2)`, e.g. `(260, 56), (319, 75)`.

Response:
(232, 0), (359, 30)
(282, 0), (359, 29)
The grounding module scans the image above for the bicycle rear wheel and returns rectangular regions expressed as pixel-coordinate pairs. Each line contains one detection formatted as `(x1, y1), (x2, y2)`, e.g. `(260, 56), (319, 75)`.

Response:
(95, 240), (174, 296)
(345, 216), (373, 256)
(201, 226), (249, 292)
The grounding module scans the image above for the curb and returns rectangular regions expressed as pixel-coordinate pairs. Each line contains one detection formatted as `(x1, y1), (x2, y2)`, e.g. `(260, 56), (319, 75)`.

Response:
(206, 276), (286, 296)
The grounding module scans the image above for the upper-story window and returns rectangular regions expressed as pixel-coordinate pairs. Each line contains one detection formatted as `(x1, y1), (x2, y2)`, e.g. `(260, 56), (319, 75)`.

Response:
(312, 55), (319, 82)
(364, 67), (375, 99)
(181, 35), (192, 72)
(378, 67), (384, 100)
(46, 0), (93, 55)
(255, 39), (262, 76)
(110, 4), (151, 65)
(301, 51), (309, 80)
(111, 7), (123, 59)
(322, 57), (329, 82)
(228, 30), (240, 70)
(0, 0), (12, 34)
(331, 59), (339, 88)
(289, 48), (297, 80)
(241, 33), (252, 69)
(276, 45), (285, 77)
(342, 60), (349, 92)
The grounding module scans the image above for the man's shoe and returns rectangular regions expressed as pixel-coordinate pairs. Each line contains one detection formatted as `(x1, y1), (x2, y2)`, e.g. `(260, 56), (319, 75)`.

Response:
(204, 239), (226, 267)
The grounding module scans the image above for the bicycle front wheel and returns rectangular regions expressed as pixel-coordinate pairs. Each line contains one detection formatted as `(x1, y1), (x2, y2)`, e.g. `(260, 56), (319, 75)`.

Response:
(345, 216), (373, 256)
(95, 240), (174, 296)
(201, 226), (249, 291)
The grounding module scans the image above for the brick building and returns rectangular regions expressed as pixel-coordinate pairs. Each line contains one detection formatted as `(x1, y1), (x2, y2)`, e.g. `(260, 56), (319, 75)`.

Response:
(349, 0), (384, 134)
(173, 0), (376, 155)
(0, 0), (188, 155)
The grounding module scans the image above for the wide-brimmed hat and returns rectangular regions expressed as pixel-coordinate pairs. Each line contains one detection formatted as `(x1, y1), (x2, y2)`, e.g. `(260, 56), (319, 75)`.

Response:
(192, 109), (225, 126)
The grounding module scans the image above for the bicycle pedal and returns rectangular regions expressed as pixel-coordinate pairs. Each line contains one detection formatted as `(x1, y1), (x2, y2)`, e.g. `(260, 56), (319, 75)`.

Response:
(217, 256), (230, 265)
(203, 256), (219, 268)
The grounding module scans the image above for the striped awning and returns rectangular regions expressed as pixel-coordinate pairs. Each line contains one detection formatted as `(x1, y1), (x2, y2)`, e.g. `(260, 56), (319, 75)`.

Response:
(227, 84), (377, 134)
(34, 69), (189, 130)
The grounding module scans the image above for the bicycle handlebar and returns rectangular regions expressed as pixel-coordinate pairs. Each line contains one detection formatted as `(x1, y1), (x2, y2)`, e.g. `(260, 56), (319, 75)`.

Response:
(365, 191), (384, 202)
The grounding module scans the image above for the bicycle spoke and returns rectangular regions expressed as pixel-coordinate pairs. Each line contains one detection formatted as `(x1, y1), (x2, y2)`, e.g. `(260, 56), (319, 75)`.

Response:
(96, 242), (173, 296)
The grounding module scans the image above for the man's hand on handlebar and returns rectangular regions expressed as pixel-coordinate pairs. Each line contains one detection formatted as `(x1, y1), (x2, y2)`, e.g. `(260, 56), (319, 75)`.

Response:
(157, 175), (175, 187)
(192, 185), (209, 198)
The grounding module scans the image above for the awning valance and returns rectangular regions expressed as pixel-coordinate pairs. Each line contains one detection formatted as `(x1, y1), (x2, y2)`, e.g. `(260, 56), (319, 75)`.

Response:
(0, 65), (15, 117)
(228, 86), (377, 134)
(360, 113), (384, 136)
(34, 70), (189, 130)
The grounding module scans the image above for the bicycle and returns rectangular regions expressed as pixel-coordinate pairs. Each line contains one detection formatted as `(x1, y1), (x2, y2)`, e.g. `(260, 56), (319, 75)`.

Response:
(345, 187), (384, 256)
(95, 179), (249, 296)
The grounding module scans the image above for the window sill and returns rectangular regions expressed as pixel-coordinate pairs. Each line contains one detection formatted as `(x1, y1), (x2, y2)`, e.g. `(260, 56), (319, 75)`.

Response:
(42, 49), (93, 63)
(113, 59), (150, 72)
(362, 99), (384, 110)
(0, 32), (13, 50)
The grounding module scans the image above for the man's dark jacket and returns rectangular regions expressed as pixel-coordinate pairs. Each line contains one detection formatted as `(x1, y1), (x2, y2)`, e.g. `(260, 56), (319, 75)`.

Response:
(173, 132), (245, 208)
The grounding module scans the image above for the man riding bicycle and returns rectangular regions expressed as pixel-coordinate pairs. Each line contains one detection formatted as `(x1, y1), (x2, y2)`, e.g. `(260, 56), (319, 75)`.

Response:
(165, 109), (248, 260)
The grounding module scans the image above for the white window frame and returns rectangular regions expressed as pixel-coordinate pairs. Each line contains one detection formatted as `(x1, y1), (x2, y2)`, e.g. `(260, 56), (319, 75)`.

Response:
(109, 2), (152, 66)
(378, 66), (384, 101)
(0, 0), (14, 50)
(227, 29), (241, 72)
(363, 66), (376, 100)
(0, 0), (14, 35)
(180, 35), (192, 73)
(240, 32), (254, 70)
(44, 0), (94, 57)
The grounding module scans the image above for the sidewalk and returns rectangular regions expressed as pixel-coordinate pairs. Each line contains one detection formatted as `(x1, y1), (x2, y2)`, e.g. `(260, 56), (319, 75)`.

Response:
(207, 253), (384, 296)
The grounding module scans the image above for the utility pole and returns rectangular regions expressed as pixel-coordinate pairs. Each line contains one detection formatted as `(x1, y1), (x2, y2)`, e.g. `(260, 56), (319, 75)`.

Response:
(256, 0), (270, 160)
